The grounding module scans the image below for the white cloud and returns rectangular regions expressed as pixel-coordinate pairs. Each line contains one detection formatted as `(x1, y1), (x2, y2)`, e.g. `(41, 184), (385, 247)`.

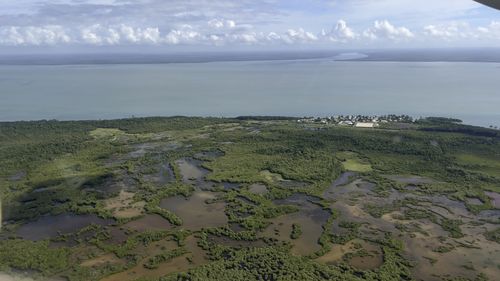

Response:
(142, 27), (161, 44)
(230, 32), (259, 44)
(81, 25), (158, 45)
(421, 21), (500, 44)
(0, 0), (498, 49)
(320, 20), (357, 42)
(265, 32), (281, 42)
(81, 25), (102, 45)
(79, 24), (163, 45)
(487, 21), (500, 35)
(363, 20), (414, 41)
(423, 23), (468, 40)
(165, 28), (201, 45)
(0, 25), (71, 45)
(1, 19), (500, 47)
(282, 28), (318, 44)
(105, 28), (121, 44)
(120, 25), (140, 43)
(208, 19), (236, 29)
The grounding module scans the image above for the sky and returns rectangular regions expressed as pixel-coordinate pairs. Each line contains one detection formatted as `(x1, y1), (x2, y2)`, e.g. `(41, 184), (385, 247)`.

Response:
(0, 0), (499, 52)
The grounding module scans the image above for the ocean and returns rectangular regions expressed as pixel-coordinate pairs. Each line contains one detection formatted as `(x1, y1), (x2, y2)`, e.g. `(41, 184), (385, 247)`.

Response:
(1, 57), (499, 127)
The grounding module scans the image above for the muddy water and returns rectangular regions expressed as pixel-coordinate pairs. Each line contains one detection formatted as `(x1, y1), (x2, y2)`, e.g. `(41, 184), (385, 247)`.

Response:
(332, 172), (357, 187)
(144, 164), (175, 185)
(263, 194), (330, 256)
(81, 253), (125, 268)
(263, 213), (323, 256)
(194, 150), (224, 160)
(485, 191), (500, 208)
(160, 191), (227, 230)
(274, 193), (321, 205)
(128, 143), (158, 158)
(466, 197), (483, 206)
(325, 179), (374, 201)
(124, 214), (172, 232)
(128, 142), (181, 159)
(406, 231), (500, 281)
(176, 159), (208, 182)
(328, 175), (500, 280)
(249, 184), (268, 195)
(159, 164), (175, 184)
(479, 209), (500, 222)
(104, 190), (145, 219)
(316, 241), (353, 265)
(107, 226), (129, 244)
(161, 142), (182, 151)
(346, 240), (383, 270)
(386, 175), (435, 184)
(220, 182), (241, 190)
(278, 180), (308, 188)
(333, 202), (398, 237)
(420, 195), (472, 219)
(388, 193), (500, 281)
(175, 159), (214, 189)
(16, 214), (114, 241)
(323, 172), (375, 200)
(184, 235), (208, 267)
(317, 240), (383, 270)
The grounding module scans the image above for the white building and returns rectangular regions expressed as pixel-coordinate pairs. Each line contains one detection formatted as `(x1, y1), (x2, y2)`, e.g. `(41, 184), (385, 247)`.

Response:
(355, 122), (376, 128)
(339, 121), (354, 126)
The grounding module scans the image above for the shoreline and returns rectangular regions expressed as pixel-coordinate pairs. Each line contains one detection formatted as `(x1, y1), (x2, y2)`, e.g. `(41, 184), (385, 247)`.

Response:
(1, 115), (499, 131)
(1, 49), (500, 66)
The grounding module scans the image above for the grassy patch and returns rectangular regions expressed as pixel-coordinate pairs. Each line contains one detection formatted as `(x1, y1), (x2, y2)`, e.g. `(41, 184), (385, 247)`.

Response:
(90, 128), (127, 139)
(337, 151), (373, 173)
(144, 247), (188, 269)
(455, 153), (500, 177)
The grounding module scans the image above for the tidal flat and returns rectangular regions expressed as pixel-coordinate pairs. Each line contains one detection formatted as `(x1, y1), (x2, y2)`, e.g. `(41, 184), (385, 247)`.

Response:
(1, 116), (499, 281)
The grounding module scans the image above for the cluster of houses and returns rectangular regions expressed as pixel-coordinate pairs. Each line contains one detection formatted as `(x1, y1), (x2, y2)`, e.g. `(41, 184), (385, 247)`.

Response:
(297, 114), (414, 128)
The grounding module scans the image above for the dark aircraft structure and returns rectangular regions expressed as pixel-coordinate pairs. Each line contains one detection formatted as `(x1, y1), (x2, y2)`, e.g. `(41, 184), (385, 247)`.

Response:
(475, 0), (500, 10)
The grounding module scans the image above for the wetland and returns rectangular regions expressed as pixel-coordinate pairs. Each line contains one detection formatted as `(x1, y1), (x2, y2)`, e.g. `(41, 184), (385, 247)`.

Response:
(1, 116), (499, 281)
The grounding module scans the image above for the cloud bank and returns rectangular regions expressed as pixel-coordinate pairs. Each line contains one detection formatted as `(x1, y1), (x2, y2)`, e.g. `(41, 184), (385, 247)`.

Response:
(1, 19), (499, 47)
(0, 0), (498, 48)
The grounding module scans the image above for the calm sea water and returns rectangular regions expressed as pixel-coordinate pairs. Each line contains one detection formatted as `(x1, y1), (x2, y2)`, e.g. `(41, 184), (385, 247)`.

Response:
(1, 59), (499, 127)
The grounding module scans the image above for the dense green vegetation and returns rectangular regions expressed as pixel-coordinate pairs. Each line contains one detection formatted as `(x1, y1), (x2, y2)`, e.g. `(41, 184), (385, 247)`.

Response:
(1, 116), (499, 281)
(0, 239), (70, 275)
(144, 248), (188, 269)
